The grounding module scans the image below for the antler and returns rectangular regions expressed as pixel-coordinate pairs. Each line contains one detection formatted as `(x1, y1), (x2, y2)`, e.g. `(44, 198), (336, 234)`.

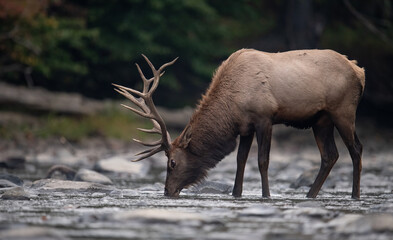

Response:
(113, 54), (178, 161)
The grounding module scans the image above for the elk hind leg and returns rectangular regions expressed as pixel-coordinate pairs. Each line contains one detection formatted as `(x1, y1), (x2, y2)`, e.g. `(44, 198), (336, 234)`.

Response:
(333, 116), (363, 199)
(307, 117), (339, 198)
(233, 134), (254, 197)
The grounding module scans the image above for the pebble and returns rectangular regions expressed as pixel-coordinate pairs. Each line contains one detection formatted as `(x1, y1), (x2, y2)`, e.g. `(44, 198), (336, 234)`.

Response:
(290, 167), (318, 188)
(239, 205), (280, 217)
(0, 173), (24, 186)
(0, 226), (69, 240)
(0, 179), (19, 188)
(0, 156), (25, 169)
(283, 207), (335, 220)
(1, 186), (30, 200)
(334, 214), (393, 233)
(94, 155), (150, 177)
(74, 169), (113, 185)
(189, 181), (232, 194)
(113, 208), (213, 224)
(30, 179), (115, 193)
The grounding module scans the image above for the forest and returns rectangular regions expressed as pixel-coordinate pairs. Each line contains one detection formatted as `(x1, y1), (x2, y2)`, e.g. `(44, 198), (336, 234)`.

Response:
(1, 0), (392, 113)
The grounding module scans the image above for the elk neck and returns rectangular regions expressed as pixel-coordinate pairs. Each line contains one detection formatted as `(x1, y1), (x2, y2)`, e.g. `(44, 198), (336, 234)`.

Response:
(185, 92), (238, 168)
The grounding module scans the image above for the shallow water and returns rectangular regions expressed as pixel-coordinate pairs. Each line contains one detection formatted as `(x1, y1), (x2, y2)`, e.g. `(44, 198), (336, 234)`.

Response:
(1, 125), (393, 239)
(1, 162), (393, 240)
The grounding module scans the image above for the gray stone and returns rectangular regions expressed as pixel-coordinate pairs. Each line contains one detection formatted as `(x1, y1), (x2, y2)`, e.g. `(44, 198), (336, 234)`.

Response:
(94, 155), (150, 177)
(284, 207), (335, 220)
(0, 173), (24, 186)
(0, 179), (19, 188)
(239, 205), (280, 217)
(74, 169), (113, 185)
(290, 168), (318, 188)
(0, 156), (25, 169)
(190, 181), (232, 194)
(113, 208), (213, 224)
(1, 187), (30, 200)
(0, 226), (69, 240)
(31, 179), (115, 193)
(335, 214), (393, 234)
(295, 201), (323, 208)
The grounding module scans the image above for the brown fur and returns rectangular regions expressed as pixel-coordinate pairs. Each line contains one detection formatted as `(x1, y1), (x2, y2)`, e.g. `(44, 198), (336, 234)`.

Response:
(165, 48), (365, 199)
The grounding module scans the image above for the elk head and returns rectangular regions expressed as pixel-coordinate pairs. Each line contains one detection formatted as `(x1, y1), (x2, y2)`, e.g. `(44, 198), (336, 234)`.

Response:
(113, 55), (204, 197)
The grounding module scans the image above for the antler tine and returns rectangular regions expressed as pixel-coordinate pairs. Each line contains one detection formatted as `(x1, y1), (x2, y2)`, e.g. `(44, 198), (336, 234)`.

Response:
(113, 88), (145, 110)
(132, 146), (163, 162)
(137, 127), (161, 134)
(158, 57), (178, 72)
(112, 83), (145, 99)
(120, 104), (151, 118)
(132, 138), (161, 147)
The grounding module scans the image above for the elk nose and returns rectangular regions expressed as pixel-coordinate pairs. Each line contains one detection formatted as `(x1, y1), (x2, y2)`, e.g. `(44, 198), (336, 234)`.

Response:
(164, 188), (169, 196)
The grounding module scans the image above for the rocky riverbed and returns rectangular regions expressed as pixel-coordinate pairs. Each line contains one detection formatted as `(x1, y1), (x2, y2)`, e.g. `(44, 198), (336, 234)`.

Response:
(0, 121), (392, 240)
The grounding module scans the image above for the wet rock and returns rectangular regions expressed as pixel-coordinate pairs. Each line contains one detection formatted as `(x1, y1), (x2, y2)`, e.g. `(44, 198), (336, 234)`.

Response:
(0, 226), (69, 240)
(113, 209), (214, 224)
(189, 181), (232, 194)
(31, 179), (115, 193)
(1, 187), (30, 200)
(295, 201), (323, 208)
(46, 165), (113, 185)
(0, 173), (24, 186)
(290, 167), (318, 188)
(0, 179), (19, 189)
(334, 214), (393, 233)
(0, 156), (25, 169)
(33, 149), (82, 166)
(239, 205), (280, 217)
(46, 165), (76, 180)
(283, 207), (335, 220)
(94, 155), (150, 177)
(275, 159), (314, 182)
(74, 169), (113, 185)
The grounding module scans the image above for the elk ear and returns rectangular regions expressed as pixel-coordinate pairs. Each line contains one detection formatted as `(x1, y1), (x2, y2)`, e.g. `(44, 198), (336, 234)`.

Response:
(178, 125), (192, 149)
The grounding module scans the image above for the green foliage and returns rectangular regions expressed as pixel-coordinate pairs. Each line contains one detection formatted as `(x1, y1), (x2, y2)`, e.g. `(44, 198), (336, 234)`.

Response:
(0, 109), (151, 142)
(1, 0), (272, 107)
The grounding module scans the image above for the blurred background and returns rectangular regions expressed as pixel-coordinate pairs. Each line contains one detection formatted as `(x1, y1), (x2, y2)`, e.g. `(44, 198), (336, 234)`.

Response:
(0, 0), (392, 141)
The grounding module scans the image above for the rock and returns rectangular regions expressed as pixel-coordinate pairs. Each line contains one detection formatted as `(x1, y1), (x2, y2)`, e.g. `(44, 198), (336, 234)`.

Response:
(0, 156), (25, 169)
(0, 179), (19, 188)
(0, 226), (69, 240)
(74, 169), (113, 185)
(46, 165), (76, 180)
(334, 214), (393, 233)
(34, 149), (82, 166)
(239, 205), (280, 217)
(0, 173), (24, 186)
(295, 201), (323, 208)
(113, 208), (213, 224)
(276, 160), (314, 182)
(94, 155), (150, 177)
(1, 187), (30, 200)
(189, 181), (232, 194)
(290, 167), (318, 188)
(31, 179), (115, 193)
(283, 207), (335, 220)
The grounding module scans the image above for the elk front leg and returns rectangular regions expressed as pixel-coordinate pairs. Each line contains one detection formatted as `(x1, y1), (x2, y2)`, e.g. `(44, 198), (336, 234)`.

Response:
(233, 134), (254, 197)
(256, 122), (272, 198)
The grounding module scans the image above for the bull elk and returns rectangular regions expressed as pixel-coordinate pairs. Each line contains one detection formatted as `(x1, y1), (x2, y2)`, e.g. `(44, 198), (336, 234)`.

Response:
(113, 49), (365, 199)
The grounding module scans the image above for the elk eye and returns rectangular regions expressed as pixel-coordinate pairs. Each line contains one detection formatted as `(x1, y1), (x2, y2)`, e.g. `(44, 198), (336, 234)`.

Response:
(170, 159), (176, 168)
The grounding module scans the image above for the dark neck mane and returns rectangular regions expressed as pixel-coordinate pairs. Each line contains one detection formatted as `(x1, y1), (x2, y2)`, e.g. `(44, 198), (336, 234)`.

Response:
(174, 49), (252, 168)
(187, 99), (238, 167)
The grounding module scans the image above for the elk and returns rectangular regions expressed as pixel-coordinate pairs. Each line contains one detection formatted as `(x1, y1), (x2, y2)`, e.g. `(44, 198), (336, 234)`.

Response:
(113, 49), (365, 199)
